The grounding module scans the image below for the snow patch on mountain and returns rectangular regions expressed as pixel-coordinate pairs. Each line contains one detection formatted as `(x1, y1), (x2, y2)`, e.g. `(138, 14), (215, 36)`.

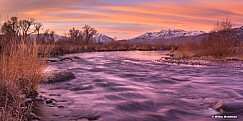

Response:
(133, 29), (205, 40)
(93, 33), (114, 43)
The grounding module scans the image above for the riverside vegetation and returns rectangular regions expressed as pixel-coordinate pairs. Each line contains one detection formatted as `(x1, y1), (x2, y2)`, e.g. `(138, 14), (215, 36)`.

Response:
(178, 19), (243, 60)
(0, 17), (50, 121)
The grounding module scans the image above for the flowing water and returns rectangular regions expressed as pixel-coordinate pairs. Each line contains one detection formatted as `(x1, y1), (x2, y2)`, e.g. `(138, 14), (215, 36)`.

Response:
(38, 51), (243, 121)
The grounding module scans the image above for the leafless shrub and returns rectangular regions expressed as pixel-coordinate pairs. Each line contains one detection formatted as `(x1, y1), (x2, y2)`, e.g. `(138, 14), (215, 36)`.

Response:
(179, 18), (240, 58)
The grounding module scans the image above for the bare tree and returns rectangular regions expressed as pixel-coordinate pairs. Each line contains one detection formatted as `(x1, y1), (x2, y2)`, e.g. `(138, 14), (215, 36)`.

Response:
(213, 18), (233, 32)
(77, 31), (84, 43)
(50, 30), (55, 43)
(19, 18), (35, 40)
(1, 17), (20, 40)
(33, 23), (43, 41)
(69, 27), (83, 43)
(82, 25), (97, 44)
(0, 16), (46, 45)
(69, 27), (80, 42)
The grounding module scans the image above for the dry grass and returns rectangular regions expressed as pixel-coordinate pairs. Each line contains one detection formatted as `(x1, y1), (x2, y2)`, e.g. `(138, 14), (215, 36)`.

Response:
(179, 19), (241, 59)
(50, 40), (89, 56)
(49, 39), (174, 56)
(178, 41), (200, 58)
(0, 40), (48, 121)
(178, 32), (241, 59)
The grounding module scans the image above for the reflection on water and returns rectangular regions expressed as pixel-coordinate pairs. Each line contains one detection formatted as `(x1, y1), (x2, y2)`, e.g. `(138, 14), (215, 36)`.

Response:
(120, 51), (169, 61)
(39, 51), (243, 121)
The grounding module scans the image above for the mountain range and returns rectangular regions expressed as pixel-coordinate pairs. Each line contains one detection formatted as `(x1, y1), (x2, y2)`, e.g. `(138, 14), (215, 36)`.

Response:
(49, 26), (243, 43)
(125, 26), (243, 44)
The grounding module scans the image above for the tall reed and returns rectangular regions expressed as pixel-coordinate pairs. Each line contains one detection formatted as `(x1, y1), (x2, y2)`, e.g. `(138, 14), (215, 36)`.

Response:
(0, 40), (49, 121)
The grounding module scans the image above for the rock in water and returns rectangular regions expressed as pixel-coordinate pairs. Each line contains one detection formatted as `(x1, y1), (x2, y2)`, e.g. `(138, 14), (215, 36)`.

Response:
(42, 71), (76, 83)
(81, 85), (92, 90)
(59, 57), (74, 62)
(45, 99), (53, 104)
(46, 59), (58, 62)
(211, 101), (243, 113)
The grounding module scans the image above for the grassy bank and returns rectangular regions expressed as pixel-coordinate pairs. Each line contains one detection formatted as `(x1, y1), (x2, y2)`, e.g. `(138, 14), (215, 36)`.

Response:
(0, 40), (48, 121)
(179, 42), (243, 60)
(178, 36), (243, 61)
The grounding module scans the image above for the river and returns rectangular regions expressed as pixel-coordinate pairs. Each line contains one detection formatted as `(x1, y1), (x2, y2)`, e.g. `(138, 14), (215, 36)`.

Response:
(38, 51), (243, 121)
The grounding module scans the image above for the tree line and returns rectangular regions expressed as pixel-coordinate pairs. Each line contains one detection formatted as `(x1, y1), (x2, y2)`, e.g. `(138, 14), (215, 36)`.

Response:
(0, 16), (97, 44)
(67, 25), (97, 44)
(0, 16), (56, 43)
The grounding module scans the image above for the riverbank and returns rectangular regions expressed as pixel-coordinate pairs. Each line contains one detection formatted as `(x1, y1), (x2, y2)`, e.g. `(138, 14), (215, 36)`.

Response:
(157, 51), (243, 68)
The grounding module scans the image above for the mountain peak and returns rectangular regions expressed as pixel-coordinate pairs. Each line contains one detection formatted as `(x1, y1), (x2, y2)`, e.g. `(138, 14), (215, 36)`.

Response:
(93, 33), (114, 43)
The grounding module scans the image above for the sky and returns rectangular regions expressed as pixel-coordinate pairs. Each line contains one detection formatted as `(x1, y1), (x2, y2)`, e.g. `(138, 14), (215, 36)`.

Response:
(0, 0), (243, 39)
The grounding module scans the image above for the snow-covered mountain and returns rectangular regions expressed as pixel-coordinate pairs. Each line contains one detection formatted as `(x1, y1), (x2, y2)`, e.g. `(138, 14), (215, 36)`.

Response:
(93, 33), (114, 43)
(133, 29), (205, 40)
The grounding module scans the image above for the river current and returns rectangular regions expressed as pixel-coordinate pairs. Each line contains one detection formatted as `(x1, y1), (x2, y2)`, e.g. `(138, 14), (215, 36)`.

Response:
(38, 51), (243, 121)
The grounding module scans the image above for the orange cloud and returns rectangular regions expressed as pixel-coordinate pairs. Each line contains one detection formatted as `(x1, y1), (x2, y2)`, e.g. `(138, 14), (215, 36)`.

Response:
(0, 0), (243, 39)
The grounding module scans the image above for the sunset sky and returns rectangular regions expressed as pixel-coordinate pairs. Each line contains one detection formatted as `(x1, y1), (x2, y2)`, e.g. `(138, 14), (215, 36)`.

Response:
(0, 0), (243, 39)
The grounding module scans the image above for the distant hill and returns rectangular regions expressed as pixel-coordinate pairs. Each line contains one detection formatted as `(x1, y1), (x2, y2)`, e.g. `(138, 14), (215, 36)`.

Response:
(93, 33), (114, 43)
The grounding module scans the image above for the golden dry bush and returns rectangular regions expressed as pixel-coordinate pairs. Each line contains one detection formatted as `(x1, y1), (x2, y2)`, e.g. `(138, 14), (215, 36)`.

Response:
(0, 39), (50, 121)
(0, 41), (46, 94)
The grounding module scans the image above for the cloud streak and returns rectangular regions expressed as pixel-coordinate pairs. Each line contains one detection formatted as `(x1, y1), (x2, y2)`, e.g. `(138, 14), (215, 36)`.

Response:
(0, 0), (242, 39)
